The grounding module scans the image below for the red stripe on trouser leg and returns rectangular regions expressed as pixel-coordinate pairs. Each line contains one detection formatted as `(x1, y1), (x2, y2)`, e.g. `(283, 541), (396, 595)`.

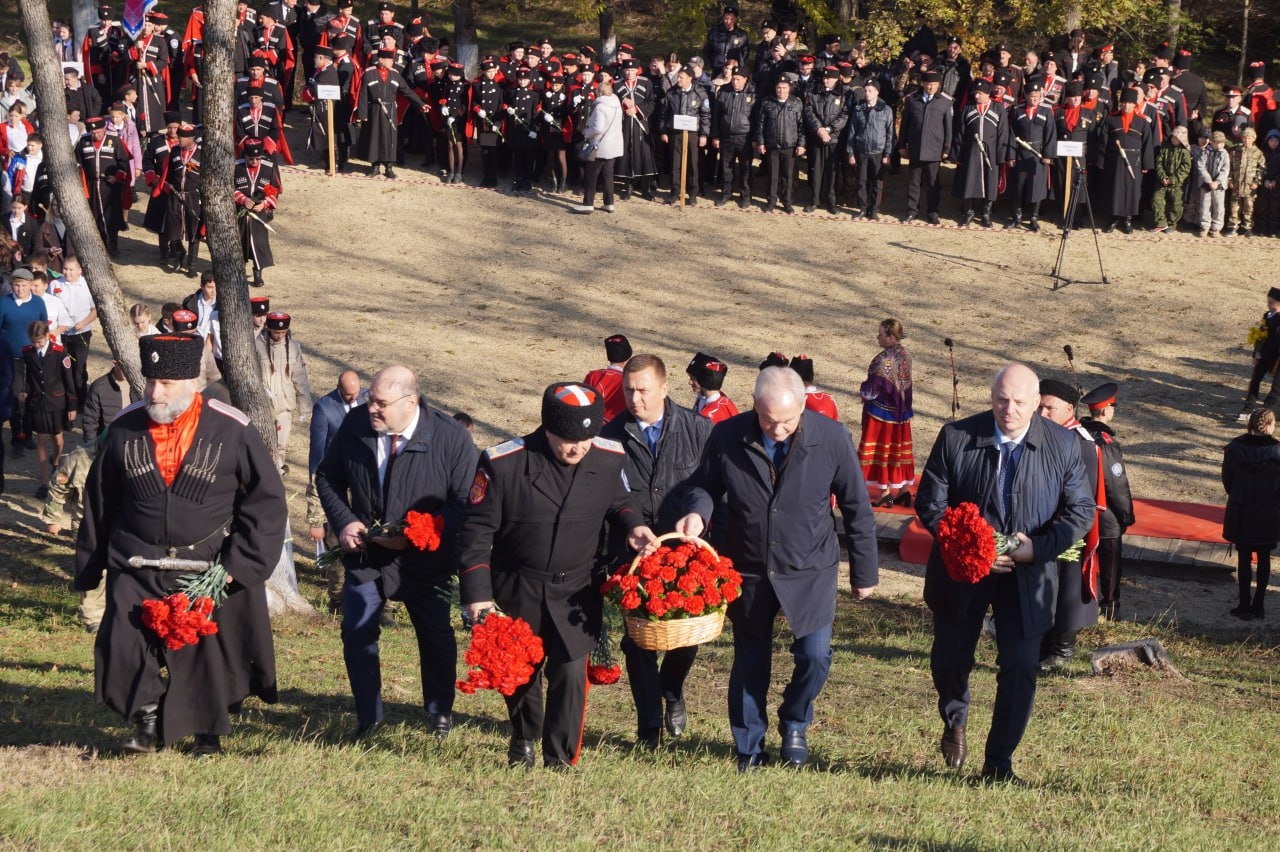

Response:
(571, 658), (589, 766)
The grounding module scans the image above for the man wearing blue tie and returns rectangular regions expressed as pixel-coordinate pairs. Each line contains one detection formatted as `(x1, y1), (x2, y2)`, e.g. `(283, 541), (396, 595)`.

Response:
(676, 366), (879, 772)
(601, 355), (713, 749)
(916, 364), (1094, 784)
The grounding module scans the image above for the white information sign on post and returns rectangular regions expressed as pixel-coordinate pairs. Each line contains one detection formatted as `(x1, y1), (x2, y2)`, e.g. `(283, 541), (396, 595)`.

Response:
(1055, 140), (1084, 158)
(671, 114), (698, 132)
(316, 84), (342, 101)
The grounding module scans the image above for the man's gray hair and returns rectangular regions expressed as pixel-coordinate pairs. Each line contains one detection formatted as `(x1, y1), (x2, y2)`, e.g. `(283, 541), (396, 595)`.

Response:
(754, 366), (805, 407)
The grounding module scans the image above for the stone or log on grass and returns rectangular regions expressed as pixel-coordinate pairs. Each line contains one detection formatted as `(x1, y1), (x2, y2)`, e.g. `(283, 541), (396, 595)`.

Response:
(1091, 639), (1184, 678)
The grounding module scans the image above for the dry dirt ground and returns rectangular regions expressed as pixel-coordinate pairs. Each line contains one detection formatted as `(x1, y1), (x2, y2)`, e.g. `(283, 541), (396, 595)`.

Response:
(3, 131), (1277, 634)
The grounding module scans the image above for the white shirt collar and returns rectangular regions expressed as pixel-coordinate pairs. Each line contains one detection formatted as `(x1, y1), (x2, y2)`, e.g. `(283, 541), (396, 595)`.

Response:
(996, 423), (1030, 447)
(390, 405), (421, 442)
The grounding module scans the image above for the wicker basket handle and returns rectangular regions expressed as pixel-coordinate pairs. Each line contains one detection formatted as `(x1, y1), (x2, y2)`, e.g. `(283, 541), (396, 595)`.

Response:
(627, 532), (720, 576)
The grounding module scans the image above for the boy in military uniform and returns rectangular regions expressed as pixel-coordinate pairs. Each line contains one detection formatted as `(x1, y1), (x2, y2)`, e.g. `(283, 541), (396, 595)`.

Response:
(1226, 126), (1265, 236)
(43, 443), (101, 631)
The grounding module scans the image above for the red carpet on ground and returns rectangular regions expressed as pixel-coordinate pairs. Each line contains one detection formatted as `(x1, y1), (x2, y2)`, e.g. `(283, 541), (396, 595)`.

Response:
(890, 497), (1226, 565)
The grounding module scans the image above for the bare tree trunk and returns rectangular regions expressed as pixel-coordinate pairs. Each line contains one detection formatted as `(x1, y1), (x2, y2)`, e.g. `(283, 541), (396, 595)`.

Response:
(1164, 0), (1182, 47)
(18, 0), (145, 398)
(203, 0), (315, 616)
(453, 0), (479, 80)
(1065, 2), (1083, 33)
(71, 0), (97, 46)
(599, 4), (617, 66)
(1238, 0), (1251, 86)
(837, 0), (854, 29)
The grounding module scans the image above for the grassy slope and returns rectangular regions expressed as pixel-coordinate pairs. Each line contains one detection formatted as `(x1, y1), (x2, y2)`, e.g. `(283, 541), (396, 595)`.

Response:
(2, 526), (1278, 849)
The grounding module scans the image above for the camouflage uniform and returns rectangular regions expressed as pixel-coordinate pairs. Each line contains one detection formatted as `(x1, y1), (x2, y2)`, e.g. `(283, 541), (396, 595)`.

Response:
(1152, 140), (1191, 228)
(1228, 131), (1266, 233)
(41, 446), (104, 632)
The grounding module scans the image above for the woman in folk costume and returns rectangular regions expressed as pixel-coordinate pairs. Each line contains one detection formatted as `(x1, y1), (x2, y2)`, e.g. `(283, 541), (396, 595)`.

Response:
(858, 318), (915, 507)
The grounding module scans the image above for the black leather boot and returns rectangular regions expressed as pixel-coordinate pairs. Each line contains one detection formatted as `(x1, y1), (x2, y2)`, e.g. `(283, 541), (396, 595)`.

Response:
(980, 202), (993, 228)
(192, 734), (222, 756)
(121, 704), (160, 753)
(182, 241), (199, 277)
(507, 737), (536, 768)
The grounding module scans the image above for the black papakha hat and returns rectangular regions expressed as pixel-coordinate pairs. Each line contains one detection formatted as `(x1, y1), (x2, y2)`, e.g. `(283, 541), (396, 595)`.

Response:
(604, 334), (632, 363)
(266, 311), (291, 330)
(1039, 378), (1080, 406)
(140, 334), (204, 380)
(251, 296), (271, 316)
(686, 352), (728, 391)
(759, 351), (788, 370)
(788, 354), (815, 384)
(542, 382), (604, 440)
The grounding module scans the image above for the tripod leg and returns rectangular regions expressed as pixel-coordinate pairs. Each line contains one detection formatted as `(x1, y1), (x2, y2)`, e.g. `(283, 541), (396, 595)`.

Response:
(1082, 180), (1108, 284)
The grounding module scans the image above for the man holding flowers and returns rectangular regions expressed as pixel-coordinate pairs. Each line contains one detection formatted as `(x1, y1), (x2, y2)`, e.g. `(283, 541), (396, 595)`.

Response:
(315, 365), (478, 741)
(675, 366), (879, 772)
(916, 364), (1093, 784)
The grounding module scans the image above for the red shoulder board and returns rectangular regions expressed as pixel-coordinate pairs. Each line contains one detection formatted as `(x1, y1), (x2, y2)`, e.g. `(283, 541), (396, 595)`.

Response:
(1101, 432), (1113, 444)
(51, 343), (65, 352)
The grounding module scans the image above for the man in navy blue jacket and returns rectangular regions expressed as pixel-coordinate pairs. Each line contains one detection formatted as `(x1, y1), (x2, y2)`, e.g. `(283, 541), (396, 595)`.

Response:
(677, 366), (879, 771)
(916, 363), (1094, 784)
(307, 368), (365, 612)
(315, 365), (477, 741)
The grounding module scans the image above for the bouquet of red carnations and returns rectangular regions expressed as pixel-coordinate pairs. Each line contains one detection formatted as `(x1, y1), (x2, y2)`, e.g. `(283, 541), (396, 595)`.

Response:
(936, 502), (1084, 583)
(587, 620), (622, 686)
(601, 534), (742, 651)
(141, 592), (219, 651)
(316, 510), (444, 571)
(140, 560), (231, 650)
(456, 611), (545, 696)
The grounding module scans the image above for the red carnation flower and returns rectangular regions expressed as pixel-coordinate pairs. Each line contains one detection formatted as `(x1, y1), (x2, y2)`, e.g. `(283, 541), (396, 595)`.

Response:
(404, 511), (444, 551)
(936, 502), (1007, 584)
(620, 590), (641, 611)
(588, 664), (622, 685)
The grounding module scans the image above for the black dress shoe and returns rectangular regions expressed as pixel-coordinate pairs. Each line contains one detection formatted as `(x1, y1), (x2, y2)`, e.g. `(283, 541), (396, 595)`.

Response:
(873, 491), (894, 508)
(1229, 605), (1255, 620)
(779, 729), (808, 768)
(1103, 219), (1117, 233)
(121, 704), (160, 754)
(1009, 213), (1023, 229)
(664, 698), (687, 737)
(429, 713), (452, 740)
(980, 213), (993, 228)
(1027, 217), (1040, 232)
(901, 211), (917, 224)
(926, 213), (940, 225)
(715, 196), (728, 208)
(192, 734), (221, 757)
(637, 729), (661, 751)
(940, 724), (967, 769)
(868, 211), (880, 221)
(803, 204), (816, 213)
(1120, 217), (1134, 234)
(347, 721), (382, 742)
(737, 197), (749, 209)
(980, 765), (1024, 785)
(508, 737), (536, 768)
(852, 210), (868, 221)
(960, 211), (976, 227)
(783, 205), (795, 215)
(736, 751), (770, 773)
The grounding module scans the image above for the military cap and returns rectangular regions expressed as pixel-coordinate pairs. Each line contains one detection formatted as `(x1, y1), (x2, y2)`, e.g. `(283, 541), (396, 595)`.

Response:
(171, 309), (199, 332)
(1120, 87), (1140, 104)
(376, 47), (396, 59)
(140, 335), (204, 380)
(242, 138), (266, 157)
(247, 56), (267, 68)
(1084, 73), (1104, 89)
(251, 296), (271, 315)
(788, 355), (815, 384)
(330, 34), (356, 51)
(85, 116), (106, 130)
(1081, 382), (1119, 410)
(759, 351), (788, 370)
(604, 334), (632, 363)
(921, 69), (942, 84)
(479, 58), (497, 71)
(163, 110), (180, 124)
(378, 1), (394, 10)
(1173, 49), (1192, 70)
(1064, 80), (1084, 97)
(508, 40), (525, 51)
(686, 352), (728, 391)
(822, 65), (840, 79)
(266, 311), (290, 330)
(177, 123), (197, 138)
(98, 4), (112, 19)
(542, 383), (603, 441)
(1268, 287), (1280, 302)
(971, 78), (992, 95)
(1039, 378), (1079, 406)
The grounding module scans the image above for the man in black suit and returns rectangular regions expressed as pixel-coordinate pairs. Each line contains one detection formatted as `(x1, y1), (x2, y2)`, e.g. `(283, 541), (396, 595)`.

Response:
(898, 69), (953, 223)
(916, 364), (1094, 783)
(315, 365), (476, 741)
(676, 366), (879, 772)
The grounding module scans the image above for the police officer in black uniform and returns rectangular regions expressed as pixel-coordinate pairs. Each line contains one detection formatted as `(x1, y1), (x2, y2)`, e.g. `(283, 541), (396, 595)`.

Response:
(712, 65), (756, 208)
(802, 66), (849, 214)
(1079, 382), (1135, 621)
(458, 382), (657, 769)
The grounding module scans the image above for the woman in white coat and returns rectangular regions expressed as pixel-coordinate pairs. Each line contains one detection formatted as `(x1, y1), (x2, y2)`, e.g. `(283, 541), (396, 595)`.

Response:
(572, 80), (624, 214)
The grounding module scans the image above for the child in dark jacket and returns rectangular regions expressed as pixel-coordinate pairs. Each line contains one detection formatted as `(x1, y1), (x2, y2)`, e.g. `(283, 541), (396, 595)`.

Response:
(19, 319), (77, 498)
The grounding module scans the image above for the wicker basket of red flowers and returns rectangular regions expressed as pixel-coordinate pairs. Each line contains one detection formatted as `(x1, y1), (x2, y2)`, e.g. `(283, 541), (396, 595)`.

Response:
(601, 533), (743, 652)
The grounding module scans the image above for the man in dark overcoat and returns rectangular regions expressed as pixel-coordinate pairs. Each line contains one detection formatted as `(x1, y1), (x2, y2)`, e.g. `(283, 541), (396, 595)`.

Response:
(676, 366), (879, 772)
(351, 47), (426, 178)
(952, 79), (1008, 227)
(315, 365), (476, 741)
(458, 382), (656, 769)
(74, 333), (286, 756)
(916, 364), (1093, 783)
